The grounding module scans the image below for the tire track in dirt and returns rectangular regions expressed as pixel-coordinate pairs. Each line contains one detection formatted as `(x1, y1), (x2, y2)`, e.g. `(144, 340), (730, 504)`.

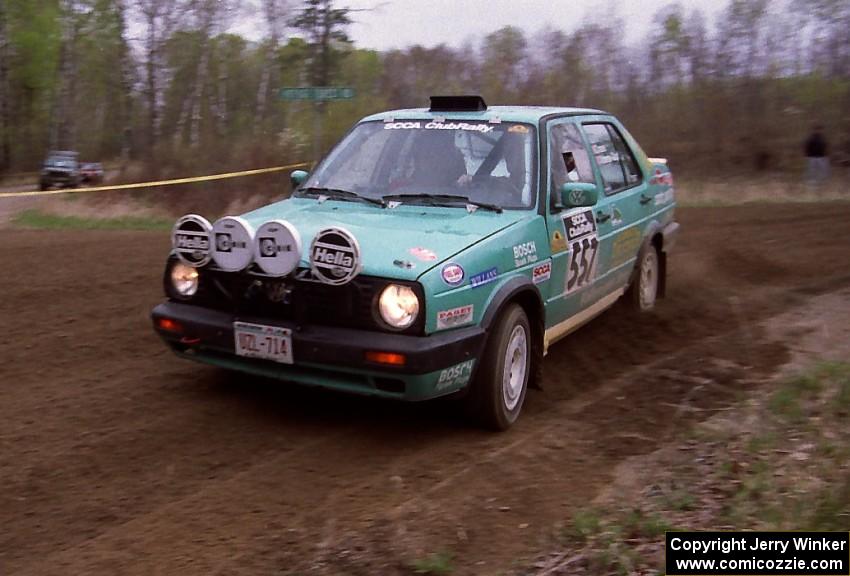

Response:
(2, 204), (850, 575)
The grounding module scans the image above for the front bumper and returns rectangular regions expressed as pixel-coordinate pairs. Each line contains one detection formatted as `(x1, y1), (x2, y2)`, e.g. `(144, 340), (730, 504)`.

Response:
(151, 301), (486, 400)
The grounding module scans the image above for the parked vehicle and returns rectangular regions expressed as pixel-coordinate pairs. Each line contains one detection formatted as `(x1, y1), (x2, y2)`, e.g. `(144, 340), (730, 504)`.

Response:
(39, 150), (81, 190)
(152, 95), (679, 429)
(79, 162), (104, 184)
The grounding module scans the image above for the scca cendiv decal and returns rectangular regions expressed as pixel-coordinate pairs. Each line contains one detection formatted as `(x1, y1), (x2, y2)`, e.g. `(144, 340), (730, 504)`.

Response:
(532, 262), (551, 284)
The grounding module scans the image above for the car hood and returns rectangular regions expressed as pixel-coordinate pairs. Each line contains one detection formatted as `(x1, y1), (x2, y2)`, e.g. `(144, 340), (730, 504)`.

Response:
(240, 197), (525, 280)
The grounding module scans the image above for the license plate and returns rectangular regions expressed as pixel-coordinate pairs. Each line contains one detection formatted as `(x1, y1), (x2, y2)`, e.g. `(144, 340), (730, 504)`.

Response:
(233, 322), (293, 364)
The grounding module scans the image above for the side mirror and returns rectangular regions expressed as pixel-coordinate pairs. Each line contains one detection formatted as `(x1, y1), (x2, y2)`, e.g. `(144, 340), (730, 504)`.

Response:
(290, 169), (309, 188)
(559, 182), (598, 209)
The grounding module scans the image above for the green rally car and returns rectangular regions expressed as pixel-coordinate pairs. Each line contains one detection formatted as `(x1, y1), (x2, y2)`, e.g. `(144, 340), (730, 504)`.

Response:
(152, 95), (679, 429)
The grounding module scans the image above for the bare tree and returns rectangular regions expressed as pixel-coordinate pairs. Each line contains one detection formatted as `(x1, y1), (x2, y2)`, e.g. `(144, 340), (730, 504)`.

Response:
(115, 0), (136, 163)
(0, 0), (10, 172)
(53, 0), (85, 151)
(136, 0), (188, 156)
(254, 0), (288, 133)
(187, 0), (238, 147)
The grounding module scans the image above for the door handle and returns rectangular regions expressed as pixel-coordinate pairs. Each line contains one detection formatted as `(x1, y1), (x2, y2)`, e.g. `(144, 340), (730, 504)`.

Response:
(639, 194), (652, 205)
(596, 211), (611, 223)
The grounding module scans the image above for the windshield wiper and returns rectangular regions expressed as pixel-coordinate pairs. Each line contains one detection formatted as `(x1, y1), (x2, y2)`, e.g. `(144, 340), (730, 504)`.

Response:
(300, 187), (386, 207)
(382, 193), (502, 213)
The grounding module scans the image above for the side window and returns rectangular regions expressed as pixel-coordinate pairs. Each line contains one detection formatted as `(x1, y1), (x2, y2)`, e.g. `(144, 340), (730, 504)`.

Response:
(582, 123), (642, 194)
(607, 125), (641, 186)
(549, 122), (594, 191)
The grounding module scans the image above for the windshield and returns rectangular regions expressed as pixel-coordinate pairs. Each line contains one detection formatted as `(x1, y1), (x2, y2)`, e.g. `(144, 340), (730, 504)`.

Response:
(46, 158), (76, 169)
(300, 120), (537, 209)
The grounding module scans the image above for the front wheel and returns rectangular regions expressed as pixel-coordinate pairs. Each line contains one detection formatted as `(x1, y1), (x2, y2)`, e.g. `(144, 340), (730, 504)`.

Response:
(467, 304), (531, 430)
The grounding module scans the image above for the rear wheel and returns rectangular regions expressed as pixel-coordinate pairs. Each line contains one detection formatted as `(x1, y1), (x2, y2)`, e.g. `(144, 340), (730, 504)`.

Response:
(467, 304), (531, 430)
(628, 244), (660, 311)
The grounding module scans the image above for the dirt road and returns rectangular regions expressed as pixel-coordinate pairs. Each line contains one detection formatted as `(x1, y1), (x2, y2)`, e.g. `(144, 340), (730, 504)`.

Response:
(2, 204), (849, 575)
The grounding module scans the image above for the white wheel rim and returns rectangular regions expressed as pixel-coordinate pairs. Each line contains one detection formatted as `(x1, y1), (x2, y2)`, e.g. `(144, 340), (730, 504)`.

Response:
(502, 324), (528, 411)
(639, 251), (658, 309)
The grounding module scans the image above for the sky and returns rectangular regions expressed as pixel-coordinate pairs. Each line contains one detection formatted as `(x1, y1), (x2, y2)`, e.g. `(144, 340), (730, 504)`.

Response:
(338, 0), (725, 51)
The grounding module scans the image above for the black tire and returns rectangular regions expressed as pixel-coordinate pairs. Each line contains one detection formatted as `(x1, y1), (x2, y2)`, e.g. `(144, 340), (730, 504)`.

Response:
(626, 243), (660, 312)
(466, 303), (531, 430)
(39, 180), (49, 191)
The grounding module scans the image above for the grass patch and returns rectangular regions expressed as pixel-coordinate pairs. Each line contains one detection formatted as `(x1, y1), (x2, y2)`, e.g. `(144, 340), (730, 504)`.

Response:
(12, 209), (171, 231)
(768, 371), (823, 421)
(410, 551), (453, 575)
(570, 508), (602, 541)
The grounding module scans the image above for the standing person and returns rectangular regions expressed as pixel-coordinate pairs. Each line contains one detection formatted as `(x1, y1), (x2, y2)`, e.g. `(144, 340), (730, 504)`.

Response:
(804, 125), (830, 184)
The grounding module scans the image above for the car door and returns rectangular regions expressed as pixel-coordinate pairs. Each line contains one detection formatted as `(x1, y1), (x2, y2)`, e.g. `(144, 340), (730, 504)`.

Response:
(542, 117), (603, 331)
(579, 120), (647, 301)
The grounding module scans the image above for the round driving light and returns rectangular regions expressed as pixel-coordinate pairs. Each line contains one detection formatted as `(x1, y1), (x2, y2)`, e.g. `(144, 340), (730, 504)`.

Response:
(378, 284), (419, 330)
(211, 216), (255, 272)
(172, 214), (212, 267)
(171, 262), (200, 297)
(253, 219), (302, 276)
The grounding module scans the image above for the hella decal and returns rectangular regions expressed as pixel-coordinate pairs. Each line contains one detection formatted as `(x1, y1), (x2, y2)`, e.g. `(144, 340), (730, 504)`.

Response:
(309, 227), (361, 285)
(172, 214), (212, 267)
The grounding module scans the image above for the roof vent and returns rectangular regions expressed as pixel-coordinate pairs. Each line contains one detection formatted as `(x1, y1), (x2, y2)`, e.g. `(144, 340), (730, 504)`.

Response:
(429, 95), (487, 112)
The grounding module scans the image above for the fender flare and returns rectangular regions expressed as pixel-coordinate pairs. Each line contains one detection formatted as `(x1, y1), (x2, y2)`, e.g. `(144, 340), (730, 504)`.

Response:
(480, 276), (544, 330)
(480, 276), (546, 389)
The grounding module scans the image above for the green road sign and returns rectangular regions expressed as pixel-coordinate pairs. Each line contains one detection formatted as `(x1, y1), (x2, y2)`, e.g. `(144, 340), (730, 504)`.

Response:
(279, 86), (356, 101)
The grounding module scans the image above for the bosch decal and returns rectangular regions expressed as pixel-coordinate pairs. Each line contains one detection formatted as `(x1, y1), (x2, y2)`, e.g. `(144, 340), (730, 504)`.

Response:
(512, 241), (538, 267)
(436, 359), (476, 390)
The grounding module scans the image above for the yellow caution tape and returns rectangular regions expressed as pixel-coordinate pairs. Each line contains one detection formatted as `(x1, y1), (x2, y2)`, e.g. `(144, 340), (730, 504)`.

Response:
(0, 161), (311, 199)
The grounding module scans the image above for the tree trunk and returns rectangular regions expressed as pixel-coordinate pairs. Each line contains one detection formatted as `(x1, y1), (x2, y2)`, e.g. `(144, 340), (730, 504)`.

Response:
(189, 42), (210, 148)
(0, 0), (11, 172)
(254, 0), (282, 133)
(217, 45), (227, 137)
(145, 8), (158, 156)
(54, 1), (79, 151)
(116, 0), (134, 164)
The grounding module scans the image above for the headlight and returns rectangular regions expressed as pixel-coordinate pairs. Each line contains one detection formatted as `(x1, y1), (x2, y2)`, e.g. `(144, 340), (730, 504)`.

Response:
(170, 262), (200, 298)
(378, 284), (420, 329)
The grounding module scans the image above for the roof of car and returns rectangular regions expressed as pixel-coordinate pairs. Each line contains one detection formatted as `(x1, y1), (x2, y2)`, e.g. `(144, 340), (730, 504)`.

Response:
(361, 105), (608, 124)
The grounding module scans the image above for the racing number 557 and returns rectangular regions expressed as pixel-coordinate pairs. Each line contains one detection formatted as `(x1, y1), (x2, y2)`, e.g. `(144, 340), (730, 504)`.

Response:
(566, 236), (599, 293)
